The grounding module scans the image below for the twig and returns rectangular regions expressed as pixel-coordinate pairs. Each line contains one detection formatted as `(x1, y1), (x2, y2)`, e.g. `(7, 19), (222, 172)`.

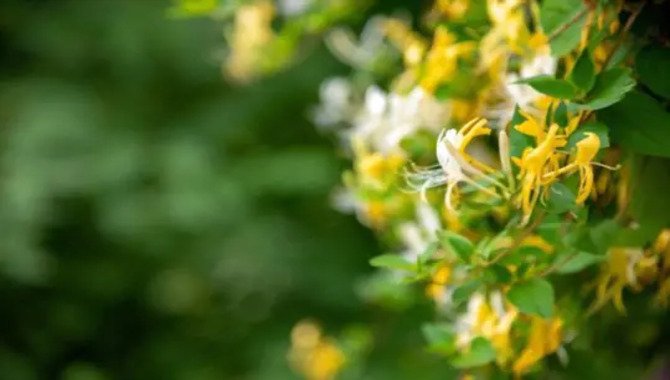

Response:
(548, 7), (590, 42)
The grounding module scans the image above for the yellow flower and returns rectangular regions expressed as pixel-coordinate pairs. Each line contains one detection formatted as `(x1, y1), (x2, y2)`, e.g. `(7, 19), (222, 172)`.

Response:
(591, 247), (643, 314)
(289, 320), (346, 380)
(435, 0), (470, 19)
(456, 292), (518, 364)
(225, 0), (276, 82)
(383, 19), (427, 67)
(512, 316), (563, 376)
(513, 123), (566, 224)
(426, 264), (452, 302)
(407, 118), (508, 211)
(420, 26), (476, 93)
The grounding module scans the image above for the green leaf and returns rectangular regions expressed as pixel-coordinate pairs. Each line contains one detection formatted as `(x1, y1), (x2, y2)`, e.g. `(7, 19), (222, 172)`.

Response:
(369, 254), (415, 271)
(553, 101), (568, 127)
(450, 337), (496, 368)
(589, 219), (621, 255)
(569, 50), (596, 93)
(418, 241), (439, 266)
(546, 182), (576, 214)
(540, 0), (587, 56)
(507, 278), (555, 318)
(566, 121), (609, 149)
(439, 231), (475, 262)
(636, 46), (670, 99)
(422, 323), (457, 355)
(556, 251), (604, 274)
(452, 280), (482, 304)
(578, 67), (635, 110)
(619, 157), (670, 246)
(599, 91), (670, 157)
(483, 265), (513, 284)
(516, 75), (578, 99)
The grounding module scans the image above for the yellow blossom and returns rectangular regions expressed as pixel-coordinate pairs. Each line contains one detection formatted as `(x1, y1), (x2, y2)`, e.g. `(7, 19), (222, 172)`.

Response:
(289, 320), (346, 380)
(456, 292), (518, 364)
(591, 247), (644, 314)
(225, 0), (276, 82)
(435, 0), (470, 19)
(420, 26), (476, 93)
(383, 19), (428, 67)
(513, 123), (566, 223)
(512, 316), (563, 376)
(426, 264), (452, 302)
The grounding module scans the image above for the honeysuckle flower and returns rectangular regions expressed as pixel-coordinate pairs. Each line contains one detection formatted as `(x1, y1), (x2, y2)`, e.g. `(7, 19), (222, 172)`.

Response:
(288, 320), (346, 380)
(398, 202), (442, 262)
(351, 85), (448, 153)
(590, 247), (644, 314)
(543, 132), (601, 203)
(455, 291), (518, 363)
(432, 0), (470, 19)
(512, 316), (563, 376)
(420, 26), (476, 93)
(277, 0), (311, 16)
(225, 0), (276, 82)
(513, 123), (566, 224)
(325, 16), (388, 69)
(312, 77), (354, 128)
(407, 118), (510, 211)
(383, 18), (428, 68)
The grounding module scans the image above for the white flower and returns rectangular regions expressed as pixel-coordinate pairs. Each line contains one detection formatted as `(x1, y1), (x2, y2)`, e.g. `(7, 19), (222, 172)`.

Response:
(406, 118), (508, 210)
(277, 0), (311, 16)
(398, 202), (442, 262)
(325, 16), (387, 69)
(312, 77), (354, 128)
(351, 85), (447, 153)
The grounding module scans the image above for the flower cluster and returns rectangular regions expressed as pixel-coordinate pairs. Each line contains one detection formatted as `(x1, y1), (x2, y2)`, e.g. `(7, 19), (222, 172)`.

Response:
(186, 0), (670, 377)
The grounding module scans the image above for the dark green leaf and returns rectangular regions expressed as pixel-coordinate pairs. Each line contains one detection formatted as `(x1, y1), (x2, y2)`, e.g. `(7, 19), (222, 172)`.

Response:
(516, 75), (578, 99)
(589, 219), (621, 255)
(599, 91), (670, 157)
(636, 46), (670, 99)
(450, 337), (496, 368)
(578, 67), (635, 110)
(569, 50), (596, 92)
(546, 182), (576, 214)
(507, 278), (555, 318)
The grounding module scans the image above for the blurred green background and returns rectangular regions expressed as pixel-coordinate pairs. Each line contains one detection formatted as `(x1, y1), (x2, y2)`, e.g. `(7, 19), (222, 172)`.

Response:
(0, 1), (449, 379)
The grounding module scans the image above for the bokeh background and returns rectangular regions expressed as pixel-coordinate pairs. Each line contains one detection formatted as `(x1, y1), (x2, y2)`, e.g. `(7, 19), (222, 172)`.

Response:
(0, 1), (449, 379)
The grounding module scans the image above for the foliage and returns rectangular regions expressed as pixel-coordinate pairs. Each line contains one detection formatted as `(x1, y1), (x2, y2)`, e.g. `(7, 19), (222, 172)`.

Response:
(188, 0), (670, 378)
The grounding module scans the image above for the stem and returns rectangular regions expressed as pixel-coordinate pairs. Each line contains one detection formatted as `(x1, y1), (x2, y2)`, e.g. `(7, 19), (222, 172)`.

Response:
(601, 1), (646, 70)
(548, 7), (589, 42)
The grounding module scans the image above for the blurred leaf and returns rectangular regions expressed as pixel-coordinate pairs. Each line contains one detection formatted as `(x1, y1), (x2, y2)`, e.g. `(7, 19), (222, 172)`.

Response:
(636, 46), (670, 99)
(369, 254), (415, 271)
(450, 337), (496, 368)
(439, 231), (474, 263)
(599, 91), (670, 157)
(507, 278), (555, 318)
